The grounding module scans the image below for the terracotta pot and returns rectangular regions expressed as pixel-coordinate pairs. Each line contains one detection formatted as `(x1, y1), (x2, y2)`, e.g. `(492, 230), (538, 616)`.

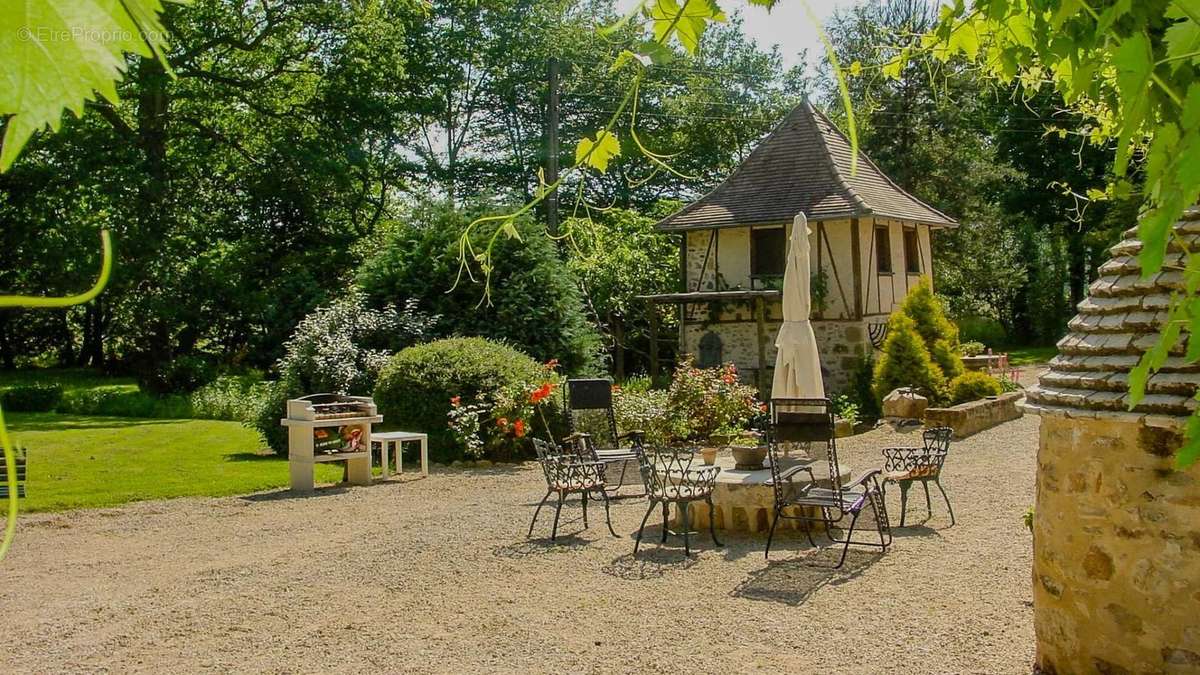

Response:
(700, 447), (718, 465)
(730, 445), (768, 470)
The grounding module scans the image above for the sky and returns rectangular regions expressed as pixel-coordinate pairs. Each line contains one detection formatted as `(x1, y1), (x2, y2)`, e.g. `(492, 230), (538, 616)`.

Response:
(615, 0), (868, 70)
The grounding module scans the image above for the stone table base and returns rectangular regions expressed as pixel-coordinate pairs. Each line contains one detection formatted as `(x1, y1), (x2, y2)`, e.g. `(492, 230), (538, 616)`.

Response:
(672, 452), (851, 534)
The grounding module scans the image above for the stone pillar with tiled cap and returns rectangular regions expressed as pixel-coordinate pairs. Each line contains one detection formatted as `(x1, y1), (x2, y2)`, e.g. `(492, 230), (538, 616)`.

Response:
(1023, 209), (1200, 673)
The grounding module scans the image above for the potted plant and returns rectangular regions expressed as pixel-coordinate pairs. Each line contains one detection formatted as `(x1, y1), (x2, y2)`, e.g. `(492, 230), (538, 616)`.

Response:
(729, 429), (768, 470)
(699, 421), (738, 462)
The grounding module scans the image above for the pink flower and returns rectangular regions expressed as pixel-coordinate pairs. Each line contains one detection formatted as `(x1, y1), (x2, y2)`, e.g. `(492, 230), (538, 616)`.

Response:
(496, 417), (509, 428)
(450, 396), (461, 407)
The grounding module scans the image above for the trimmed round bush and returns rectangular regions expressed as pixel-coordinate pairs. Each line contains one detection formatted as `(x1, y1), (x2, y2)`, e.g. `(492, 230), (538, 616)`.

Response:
(1, 383), (63, 412)
(948, 371), (1003, 405)
(374, 338), (549, 463)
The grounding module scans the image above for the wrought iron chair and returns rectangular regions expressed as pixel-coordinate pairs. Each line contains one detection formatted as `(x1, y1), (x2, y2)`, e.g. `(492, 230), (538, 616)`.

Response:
(765, 398), (892, 568)
(881, 426), (955, 526)
(633, 447), (722, 557)
(563, 378), (644, 494)
(528, 438), (617, 540)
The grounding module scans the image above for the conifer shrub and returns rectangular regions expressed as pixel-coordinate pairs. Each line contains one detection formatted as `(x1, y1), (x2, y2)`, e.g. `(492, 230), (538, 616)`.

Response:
(872, 314), (946, 404)
(899, 277), (964, 380)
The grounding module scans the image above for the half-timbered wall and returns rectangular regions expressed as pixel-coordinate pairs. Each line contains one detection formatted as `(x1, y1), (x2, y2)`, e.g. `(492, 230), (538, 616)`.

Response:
(857, 216), (934, 318)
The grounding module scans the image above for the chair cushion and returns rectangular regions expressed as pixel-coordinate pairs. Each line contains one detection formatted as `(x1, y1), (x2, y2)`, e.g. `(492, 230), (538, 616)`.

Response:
(884, 466), (938, 481)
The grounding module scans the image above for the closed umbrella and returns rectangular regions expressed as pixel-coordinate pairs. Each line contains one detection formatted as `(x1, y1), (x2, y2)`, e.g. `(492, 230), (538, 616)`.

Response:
(771, 213), (825, 400)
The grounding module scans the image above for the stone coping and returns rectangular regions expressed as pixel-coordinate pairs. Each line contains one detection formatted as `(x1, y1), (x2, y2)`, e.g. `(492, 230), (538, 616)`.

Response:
(1020, 400), (1185, 429)
(693, 453), (851, 485)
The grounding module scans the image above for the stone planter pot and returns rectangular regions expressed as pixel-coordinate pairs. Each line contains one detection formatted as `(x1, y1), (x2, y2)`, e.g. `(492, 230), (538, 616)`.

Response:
(730, 445), (768, 470)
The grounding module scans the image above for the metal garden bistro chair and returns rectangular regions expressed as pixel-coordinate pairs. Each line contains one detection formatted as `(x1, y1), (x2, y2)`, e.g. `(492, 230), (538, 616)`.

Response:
(765, 398), (892, 569)
(881, 426), (955, 527)
(562, 378), (645, 495)
(528, 438), (617, 541)
(633, 446), (722, 557)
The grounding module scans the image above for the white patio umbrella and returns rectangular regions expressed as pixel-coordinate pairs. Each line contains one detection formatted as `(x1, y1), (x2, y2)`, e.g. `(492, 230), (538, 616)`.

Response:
(771, 213), (825, 400)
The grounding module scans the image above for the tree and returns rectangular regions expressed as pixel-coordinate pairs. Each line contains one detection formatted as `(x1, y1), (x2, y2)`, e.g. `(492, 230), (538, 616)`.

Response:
(564, 203), (681, 374)
(356, 199), (601, 374)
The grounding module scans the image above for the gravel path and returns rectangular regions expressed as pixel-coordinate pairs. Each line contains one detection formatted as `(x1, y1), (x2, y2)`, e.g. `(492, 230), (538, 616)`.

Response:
(0, 415), (1038, 674)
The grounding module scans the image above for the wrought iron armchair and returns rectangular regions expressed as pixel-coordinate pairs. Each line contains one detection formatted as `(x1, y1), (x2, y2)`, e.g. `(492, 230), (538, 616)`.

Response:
(881, 426), (955, 527)
(633, 447), (722, 557)
(528, 438), (617, 541)
(765, 398), (892, 568)
(563, 378), (645, 494)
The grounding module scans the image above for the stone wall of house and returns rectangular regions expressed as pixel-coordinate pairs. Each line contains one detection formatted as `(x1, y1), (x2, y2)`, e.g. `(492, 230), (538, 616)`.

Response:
(682, 318), (870, 395)
(1032, 412), (1200, 673)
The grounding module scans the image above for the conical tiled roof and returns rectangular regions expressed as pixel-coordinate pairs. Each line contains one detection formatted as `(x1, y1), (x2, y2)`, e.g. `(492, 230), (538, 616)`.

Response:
(1025, 209), (1200, 421)
(655, 100), (958, 231)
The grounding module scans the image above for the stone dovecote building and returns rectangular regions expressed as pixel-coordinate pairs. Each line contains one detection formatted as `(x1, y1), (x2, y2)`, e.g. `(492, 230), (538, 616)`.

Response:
(640, 100), (957, 393)
(1024, 212), (1200, 672)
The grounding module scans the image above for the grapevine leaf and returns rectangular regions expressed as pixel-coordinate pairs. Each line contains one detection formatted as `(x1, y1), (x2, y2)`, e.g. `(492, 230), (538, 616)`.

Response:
(649, 0), (725, 56)
(1186, 297), (1200, 360)
(1051, 0), (1083, 28)
(1111, 32), (1154, 176)
(637, 40), (675, 65)
(1165, 1), (1200, 69)
(1178, 408), (1200, 469)
(1129, 299), (1183, 407)
(575, 131), (620, 173)
(0, 0), (173, 171)
(1096, 0), (1132, 35)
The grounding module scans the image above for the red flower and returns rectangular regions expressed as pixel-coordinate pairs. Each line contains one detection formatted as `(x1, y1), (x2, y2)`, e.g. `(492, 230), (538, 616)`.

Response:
(496, 417), (509, 428)
(759, 403), (768, 413)
(450, 396), (461, 407)
(513, 419), (526, 437)
(721, 374), (735, 384)
(545, 358), (559, 369)
(529, 382), (555, 404)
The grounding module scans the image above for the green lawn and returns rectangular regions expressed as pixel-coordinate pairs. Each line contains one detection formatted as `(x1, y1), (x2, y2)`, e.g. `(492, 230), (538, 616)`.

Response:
(1004, 345), (1058, 366)
(8, 413), (345, 512)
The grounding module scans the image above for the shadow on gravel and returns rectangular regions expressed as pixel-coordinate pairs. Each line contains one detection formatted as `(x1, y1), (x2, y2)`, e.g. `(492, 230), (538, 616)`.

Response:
(730, 549), (881, 606)
(889, 523), (945, 539)
(601, 550), (700, 580)
(492, 536), (591, 558)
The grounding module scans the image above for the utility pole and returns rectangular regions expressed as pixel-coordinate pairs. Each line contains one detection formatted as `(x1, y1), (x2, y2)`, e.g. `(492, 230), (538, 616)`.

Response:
(546, 57), (560, 237)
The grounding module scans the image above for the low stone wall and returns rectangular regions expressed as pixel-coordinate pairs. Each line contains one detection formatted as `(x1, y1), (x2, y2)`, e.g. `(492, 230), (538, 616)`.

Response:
(961, 354), (1002, 371)
(923, 391), (1023, 437)
(1033, 413), (1200, 673)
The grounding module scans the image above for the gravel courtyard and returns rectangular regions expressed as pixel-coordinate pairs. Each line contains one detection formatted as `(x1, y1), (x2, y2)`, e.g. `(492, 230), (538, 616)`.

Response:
(0, 414), (1037, 674)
